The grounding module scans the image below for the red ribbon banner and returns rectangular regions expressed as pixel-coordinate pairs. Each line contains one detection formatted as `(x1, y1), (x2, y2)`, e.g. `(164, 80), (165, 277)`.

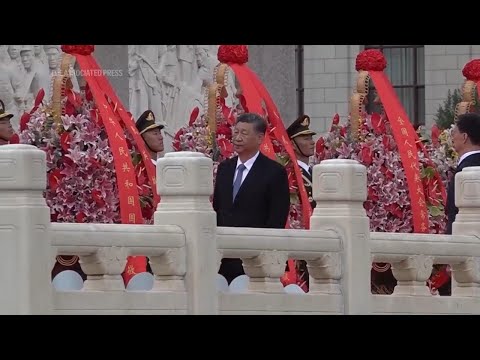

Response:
(240, 65), (313, 229)
(75, 55), (143, 226)
(75, 54), (148, 282)
(369, 71), (429, 233)
(86, 56), (160, 207)
(227, 64), (276, 160)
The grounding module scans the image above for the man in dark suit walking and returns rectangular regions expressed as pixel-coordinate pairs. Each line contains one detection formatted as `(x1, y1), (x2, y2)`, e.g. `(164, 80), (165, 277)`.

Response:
(445, 112), (480, 235)
(213, 112), (290, 284)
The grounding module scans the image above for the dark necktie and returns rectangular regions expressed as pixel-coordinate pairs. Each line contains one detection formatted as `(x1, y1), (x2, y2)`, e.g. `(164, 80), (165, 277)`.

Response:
(233, 164), (246, 201)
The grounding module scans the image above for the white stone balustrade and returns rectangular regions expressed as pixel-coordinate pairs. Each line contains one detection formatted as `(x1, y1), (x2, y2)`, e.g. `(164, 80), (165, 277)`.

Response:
(51, 223), (186, 292)
(0, 144), (480, 315)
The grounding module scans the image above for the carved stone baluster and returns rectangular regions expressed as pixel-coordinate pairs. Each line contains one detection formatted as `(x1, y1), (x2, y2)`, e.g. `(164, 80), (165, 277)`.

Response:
(155, 152), (217, 314)
(311, 159), (371, 314)
(0, 144), (52, 314)
(451, 166), (480, 295)
(307, 253), (342, 294)
(242, 252), (288, 293)
(79, 247), (128, 291)
(391, 255), (433, 296)
(451, 258), (480, 297)
(149, 248), (186, 292)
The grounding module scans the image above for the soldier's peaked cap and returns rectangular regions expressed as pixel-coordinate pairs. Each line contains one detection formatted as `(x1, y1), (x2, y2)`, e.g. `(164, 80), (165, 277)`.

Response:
(286, 115), (316, 139)
(136, 110), (164, 135)
(0, 100), (13, 120)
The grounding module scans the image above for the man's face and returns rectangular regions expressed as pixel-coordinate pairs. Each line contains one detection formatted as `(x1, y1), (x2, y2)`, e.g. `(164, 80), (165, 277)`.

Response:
(0, 118), (14, 141)
(451, 124), (468, 154)
(33, 45), (42, 56)
(293, 134), (315, 157)
(8, 46), (20, 60)
(21, 51), (33, 70)
(142, 127), (164, 153)
(232, 121), (263, 155)
(196, 47), (208, 66)
(46, 48), (60, 69)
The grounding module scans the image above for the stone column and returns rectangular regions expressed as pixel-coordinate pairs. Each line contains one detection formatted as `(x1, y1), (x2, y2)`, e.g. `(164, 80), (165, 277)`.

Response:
(310, 159), (371, 314)
(451, 166), (480, 297)
(154, 152), (217, 314)
(0, 144), (52, 314)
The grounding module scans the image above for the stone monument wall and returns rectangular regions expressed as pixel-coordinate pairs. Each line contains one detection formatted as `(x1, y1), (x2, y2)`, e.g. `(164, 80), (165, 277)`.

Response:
(0, 45), (297, 147)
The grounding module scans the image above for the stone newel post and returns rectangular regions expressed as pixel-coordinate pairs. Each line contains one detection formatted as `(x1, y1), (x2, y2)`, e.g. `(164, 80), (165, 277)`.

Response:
(310, 159), (371, 314)
(154, 152), (218, 315)
(452, 166), (480, 296)
(0, 144), (52, 314)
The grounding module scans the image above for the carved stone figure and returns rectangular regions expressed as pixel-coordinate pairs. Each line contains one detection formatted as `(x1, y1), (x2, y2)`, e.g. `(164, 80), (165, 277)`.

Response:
(0, 62), (23, 130)
(43, 45), (80, 101)
(176, 45), (195, 86)
(44, 45), (62, 75)
(33, 45), (48, 67)
(128, 45), (223, 153)
(19, 46), (50, 113)
(0, 46), (25, 130)
(161, 45), (179, 131)
(7, 45), (23, 74)
(0, 45), (10, 65)
(196, 45), (218, 88)
(128, 45), (165, 126)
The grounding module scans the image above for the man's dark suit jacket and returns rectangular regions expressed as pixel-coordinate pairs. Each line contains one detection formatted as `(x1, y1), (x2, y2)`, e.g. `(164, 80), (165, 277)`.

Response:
(213, 152), (290, 283)
(445, 153), (480, 235)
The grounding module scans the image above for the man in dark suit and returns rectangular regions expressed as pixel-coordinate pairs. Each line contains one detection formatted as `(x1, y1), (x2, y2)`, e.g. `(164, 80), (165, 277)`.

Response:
(445, 112), (480, 235)
(438, 113), (480, 297)
(213, 112), (290, 284)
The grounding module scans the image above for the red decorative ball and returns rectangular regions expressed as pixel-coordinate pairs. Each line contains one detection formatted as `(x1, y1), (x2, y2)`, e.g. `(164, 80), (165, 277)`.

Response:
(355, 49), (387, 72)
(217, 45), (248, 64)
(61, 45), (95, 56)
(462, 59), (480, 81)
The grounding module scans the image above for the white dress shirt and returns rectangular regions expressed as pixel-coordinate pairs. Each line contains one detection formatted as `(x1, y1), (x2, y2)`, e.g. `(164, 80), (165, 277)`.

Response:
(233, 151), (260, 185)
(297, 159), (311, 174)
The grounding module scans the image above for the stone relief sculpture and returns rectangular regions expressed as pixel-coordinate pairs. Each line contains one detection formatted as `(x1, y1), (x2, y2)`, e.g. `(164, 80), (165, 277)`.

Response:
(176, 45), (195, 86)
(19, 46), (50, 114)
(128, 45), (166, 127)
(7, 45), (24, 74)
(0, 45), (26, 130)
(128, 44), (222, 153)
(43, 45), (80, 100)
(0, 44), (83, 131)
(0, 46), (24, 129)
(162, 45), (179, 131)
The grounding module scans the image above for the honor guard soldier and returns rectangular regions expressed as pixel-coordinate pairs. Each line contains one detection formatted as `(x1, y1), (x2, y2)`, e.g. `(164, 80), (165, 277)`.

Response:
(286, 115), (317, 291)
(286, 115), (317, 209)
(0, 100), (15, 145)
(135, 110), (165, 163)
